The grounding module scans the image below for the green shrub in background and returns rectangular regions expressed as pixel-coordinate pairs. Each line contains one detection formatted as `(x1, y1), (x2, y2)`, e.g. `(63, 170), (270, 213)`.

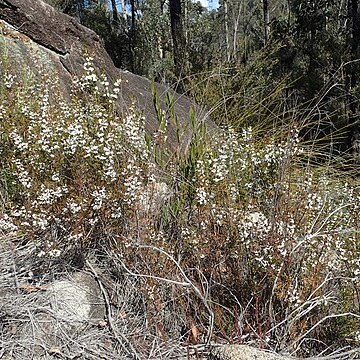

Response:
(0, 55), (359, 355)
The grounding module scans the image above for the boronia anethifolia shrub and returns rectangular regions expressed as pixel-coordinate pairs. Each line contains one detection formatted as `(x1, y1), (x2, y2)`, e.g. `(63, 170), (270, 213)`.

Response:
(0, 56), (359, 352)
(0, 57), (154, 255)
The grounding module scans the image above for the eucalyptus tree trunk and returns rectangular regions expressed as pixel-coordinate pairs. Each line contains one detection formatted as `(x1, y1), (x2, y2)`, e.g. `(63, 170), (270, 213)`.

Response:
(347, 0), (360, 158)
(120, 0), (127, 19)
(232, 1), (242, 61)
(224, 0), (231, 62)
(169, 0), (187, 89)
(110, 0), (118, 24)
(263, 0), (270, 45)
(129, 0), (136, 73)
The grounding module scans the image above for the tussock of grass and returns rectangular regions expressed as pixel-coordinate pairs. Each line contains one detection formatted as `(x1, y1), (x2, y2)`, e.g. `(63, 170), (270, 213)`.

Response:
(0, 54), (359, 357)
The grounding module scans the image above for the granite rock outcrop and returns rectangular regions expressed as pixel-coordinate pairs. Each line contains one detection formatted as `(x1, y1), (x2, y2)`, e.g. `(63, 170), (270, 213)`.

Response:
(0, 0), (207, 150)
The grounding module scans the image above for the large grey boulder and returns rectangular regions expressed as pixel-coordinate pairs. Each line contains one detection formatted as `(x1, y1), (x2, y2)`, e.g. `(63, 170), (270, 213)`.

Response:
(209, 345), (360, 360)
(0, 0), (208, 150)
(46, 271), (105, 324)
(210, 345), (296, 360)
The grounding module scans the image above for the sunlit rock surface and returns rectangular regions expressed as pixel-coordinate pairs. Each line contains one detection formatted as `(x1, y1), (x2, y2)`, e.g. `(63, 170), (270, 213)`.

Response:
(0, 0), (208, 150)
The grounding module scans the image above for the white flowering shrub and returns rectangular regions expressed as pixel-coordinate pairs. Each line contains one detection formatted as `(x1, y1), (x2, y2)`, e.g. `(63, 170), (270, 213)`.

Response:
(166, 122), (359, 350)
(1, 58), (153, 254)
(0, 55), (359, 353)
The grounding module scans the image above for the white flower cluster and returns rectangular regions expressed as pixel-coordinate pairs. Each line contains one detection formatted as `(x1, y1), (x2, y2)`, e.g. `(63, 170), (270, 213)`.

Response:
(196, 187), (207, 206)
(67, 201), (82, 214)
(75, 58), (123, 104)
(192, 126), (297, 223)
(240, 211), (271, 244)
(0, 214), (17, 232)
(10, 131), (29, 151)
(194, 126), (295, 204)
(210, 128), (239, 182)
(0, 104), (5, 120)
(37, 185), (69, 205)
(91, 187), (107, 211)
(122, 159), (144, 206)
(195, 159), (209, 205)
(37, 240), (61, 258)
(121, 108), (149, 158)
(1, 60), (155, 245)
(81, 57), (98, 86)
(12, 159), (32, 189)
(4, 73), (15, 89)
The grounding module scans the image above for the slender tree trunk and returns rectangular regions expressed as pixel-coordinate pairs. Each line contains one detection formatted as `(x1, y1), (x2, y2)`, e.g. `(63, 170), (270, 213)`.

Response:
(347, 0), (360, 158)
(130, 0), (136, 33)
(129, 0), (136, 73)
(263, 0), (270, 46)
(350, 0), (360, 87)
(120, 0), (127, 19)
(224, 0), (231, 62)
(158, 0), (166, 62)
(110, 0), (118, 24)
(233, 1), (242, 62)
(287, 0), (291, 25)
(169, 0), (187, 88)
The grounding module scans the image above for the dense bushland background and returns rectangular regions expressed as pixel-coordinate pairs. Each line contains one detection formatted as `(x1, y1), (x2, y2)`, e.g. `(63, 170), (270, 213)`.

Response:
(45, 0), (360, 157)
